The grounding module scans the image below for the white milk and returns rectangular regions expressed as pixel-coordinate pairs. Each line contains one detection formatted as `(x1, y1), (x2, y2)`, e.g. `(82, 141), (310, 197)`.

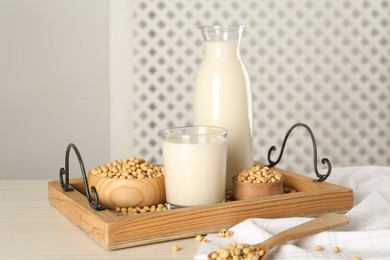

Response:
(194, 41), (254, 190)
(162, 135), (227, 207)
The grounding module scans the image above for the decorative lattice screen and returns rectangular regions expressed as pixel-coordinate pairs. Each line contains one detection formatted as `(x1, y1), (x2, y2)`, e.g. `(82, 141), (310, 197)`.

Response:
(131, 0), (390, 175)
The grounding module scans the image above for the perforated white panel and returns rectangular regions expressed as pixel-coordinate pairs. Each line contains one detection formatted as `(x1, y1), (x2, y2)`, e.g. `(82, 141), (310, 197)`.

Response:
(131, 0), (390, 175)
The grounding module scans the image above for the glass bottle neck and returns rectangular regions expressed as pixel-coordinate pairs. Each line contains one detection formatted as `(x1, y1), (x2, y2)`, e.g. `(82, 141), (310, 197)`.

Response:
(199, 25), (245, 59)
(203, 42), (240, 59)
(199, 25), (245, 42)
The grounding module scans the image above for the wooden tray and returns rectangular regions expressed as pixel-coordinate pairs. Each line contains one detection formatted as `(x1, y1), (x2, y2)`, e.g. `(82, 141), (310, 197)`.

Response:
(48, 164), (353, 250)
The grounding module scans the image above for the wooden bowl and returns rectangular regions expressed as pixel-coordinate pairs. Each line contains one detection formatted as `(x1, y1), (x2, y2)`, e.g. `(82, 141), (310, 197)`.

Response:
(87, 174), (166, 209)
(233, 178), (284, 200)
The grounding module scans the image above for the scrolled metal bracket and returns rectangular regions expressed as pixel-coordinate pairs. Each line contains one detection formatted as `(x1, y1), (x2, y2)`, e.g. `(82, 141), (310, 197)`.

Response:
(59, 143), (105, 211)
(267, 123), (332, 182)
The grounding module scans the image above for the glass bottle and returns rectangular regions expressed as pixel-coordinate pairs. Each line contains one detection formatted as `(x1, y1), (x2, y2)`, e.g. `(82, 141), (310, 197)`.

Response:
(193, 25), (254, 190)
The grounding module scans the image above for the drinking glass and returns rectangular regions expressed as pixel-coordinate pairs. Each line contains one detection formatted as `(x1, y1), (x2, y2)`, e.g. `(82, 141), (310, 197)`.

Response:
(161, 126), (227, 207)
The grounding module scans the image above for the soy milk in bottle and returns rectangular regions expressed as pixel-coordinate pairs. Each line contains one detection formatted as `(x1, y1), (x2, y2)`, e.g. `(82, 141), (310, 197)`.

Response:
(194, 25), (254, 190)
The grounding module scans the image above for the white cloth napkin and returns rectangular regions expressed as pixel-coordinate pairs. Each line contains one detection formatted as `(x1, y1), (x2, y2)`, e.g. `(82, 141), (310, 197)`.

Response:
(194, 166), (390, 259)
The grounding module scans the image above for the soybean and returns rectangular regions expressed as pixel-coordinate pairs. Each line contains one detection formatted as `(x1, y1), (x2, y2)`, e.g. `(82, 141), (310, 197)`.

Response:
(210, 242), (265, 260)
(90, 157), (163, 180)
(333, 246), (340, 253)
(234, 165), (283, 184)
(171, 244), (180, 252)
(218, 229), (234, 238)
(117, 203), (168, 215)
(195, 234), (203, 242)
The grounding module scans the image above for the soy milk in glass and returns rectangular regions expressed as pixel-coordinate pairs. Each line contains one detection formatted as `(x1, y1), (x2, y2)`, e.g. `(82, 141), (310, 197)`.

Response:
(194, 25), (254, 190)
(161, 126), (227, 207)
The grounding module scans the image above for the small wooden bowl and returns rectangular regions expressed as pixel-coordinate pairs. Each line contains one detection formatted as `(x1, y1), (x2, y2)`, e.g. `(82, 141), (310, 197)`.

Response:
(87, 174), (166, 210)
(233, 178), (284, 200)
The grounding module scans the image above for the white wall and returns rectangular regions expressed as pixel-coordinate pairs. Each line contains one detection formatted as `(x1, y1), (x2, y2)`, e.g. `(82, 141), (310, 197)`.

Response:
(0, 0), (110, 179)
(108, 0), (134, 161)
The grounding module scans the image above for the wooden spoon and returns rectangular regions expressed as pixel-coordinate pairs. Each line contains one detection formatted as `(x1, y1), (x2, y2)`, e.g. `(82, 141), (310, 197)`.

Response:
(208, 213), (349, 260)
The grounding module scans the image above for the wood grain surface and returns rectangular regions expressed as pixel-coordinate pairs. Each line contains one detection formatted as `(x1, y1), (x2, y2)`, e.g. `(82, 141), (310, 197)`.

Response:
(87, 174), (166, 209)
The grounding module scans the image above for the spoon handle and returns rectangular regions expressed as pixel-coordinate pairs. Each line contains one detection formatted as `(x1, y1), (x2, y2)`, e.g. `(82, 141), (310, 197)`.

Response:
(259, 213), (349, 249)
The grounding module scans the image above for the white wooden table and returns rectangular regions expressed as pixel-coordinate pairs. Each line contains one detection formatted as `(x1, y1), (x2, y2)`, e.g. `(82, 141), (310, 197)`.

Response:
(0, 180), (199, 259)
